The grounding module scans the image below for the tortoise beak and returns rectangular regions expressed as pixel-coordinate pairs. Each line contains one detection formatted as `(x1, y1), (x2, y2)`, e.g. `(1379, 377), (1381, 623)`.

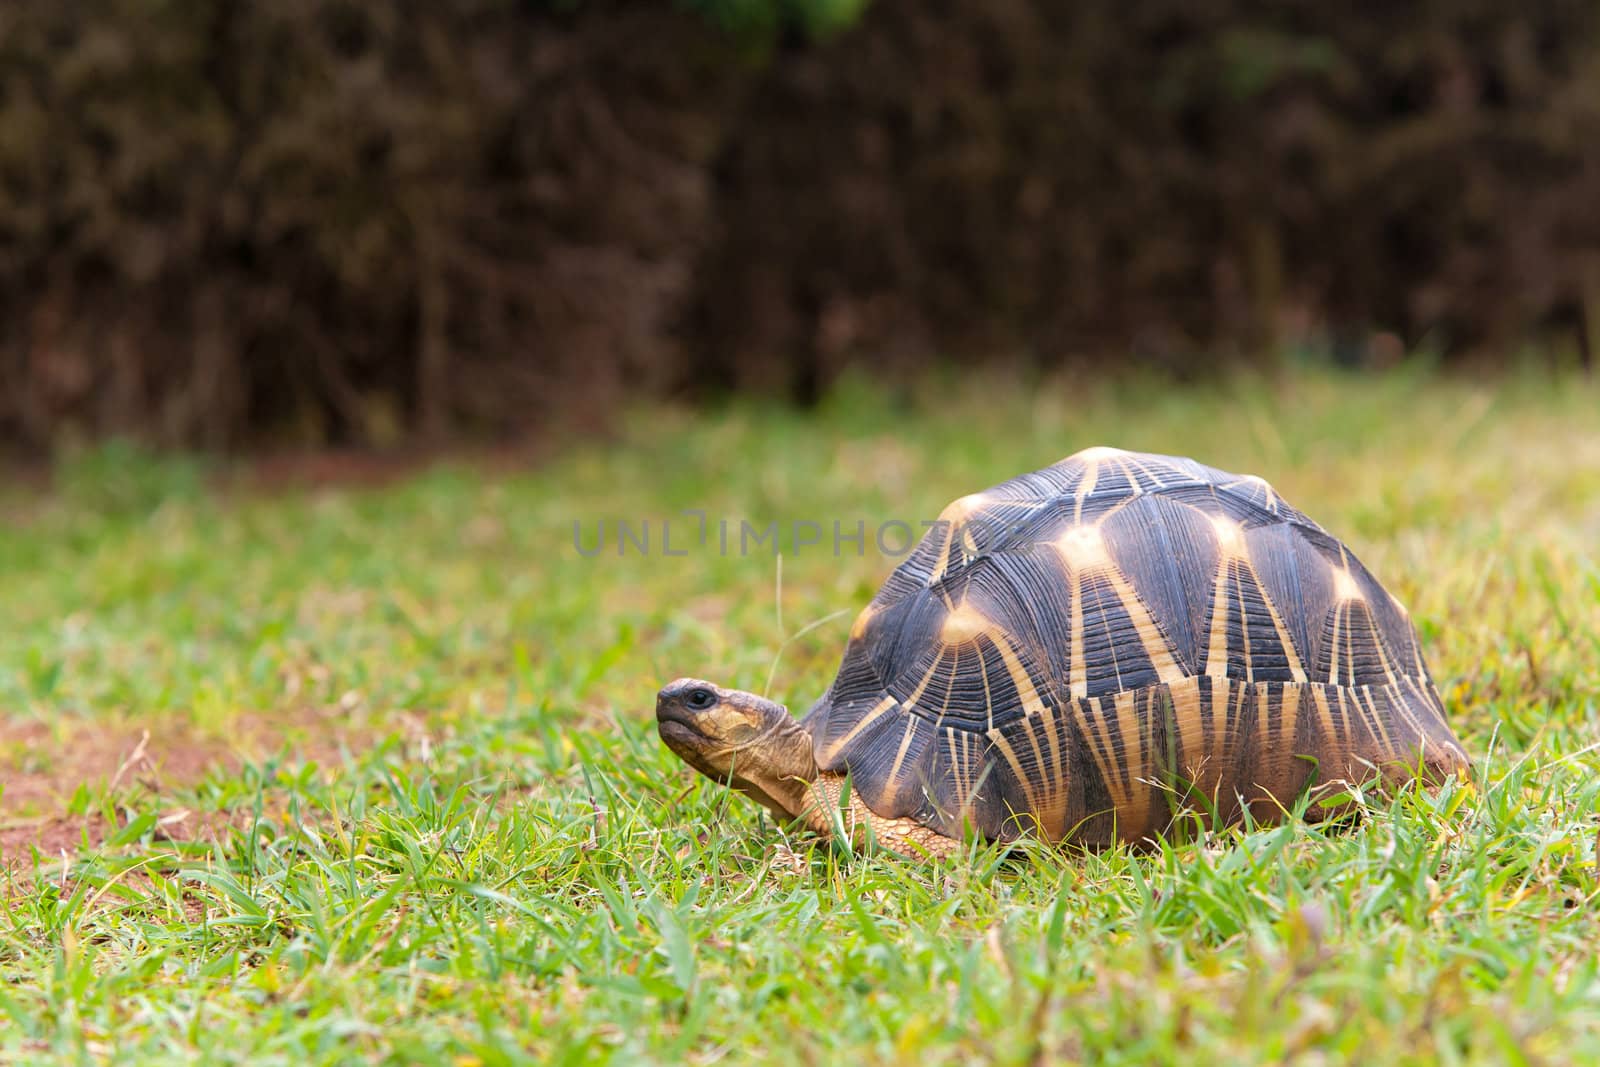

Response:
(656, 702), (701, 743)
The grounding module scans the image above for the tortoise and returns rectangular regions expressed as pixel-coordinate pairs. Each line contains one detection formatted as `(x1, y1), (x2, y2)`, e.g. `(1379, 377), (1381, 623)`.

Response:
(656, 447), (1469, 856)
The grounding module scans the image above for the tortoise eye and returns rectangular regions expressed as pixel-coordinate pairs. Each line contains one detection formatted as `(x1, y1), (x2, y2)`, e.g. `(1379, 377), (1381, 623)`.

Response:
(685, 688), (717, 710)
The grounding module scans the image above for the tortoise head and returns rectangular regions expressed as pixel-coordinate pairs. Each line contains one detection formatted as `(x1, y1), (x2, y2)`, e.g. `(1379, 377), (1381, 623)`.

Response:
(656, 678), (817, 822)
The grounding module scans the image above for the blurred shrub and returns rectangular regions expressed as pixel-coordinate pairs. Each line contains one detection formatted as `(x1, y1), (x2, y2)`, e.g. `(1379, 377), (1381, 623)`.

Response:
(0, 0), (745, 450)
(0, 0), (1596, 451)
(696, 0), (1600, 393)
(680, 0), (869, 38)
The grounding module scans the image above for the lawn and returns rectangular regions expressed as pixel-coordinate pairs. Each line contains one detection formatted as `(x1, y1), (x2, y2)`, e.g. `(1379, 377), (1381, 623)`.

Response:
(0, 367), (1597, 1064)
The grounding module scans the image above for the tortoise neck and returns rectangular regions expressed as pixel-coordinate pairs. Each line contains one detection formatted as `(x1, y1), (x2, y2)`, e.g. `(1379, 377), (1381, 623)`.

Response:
(739, 710), (820, 823)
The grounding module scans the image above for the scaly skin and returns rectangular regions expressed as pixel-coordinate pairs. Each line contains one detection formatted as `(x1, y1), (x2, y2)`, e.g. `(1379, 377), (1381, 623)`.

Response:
(801, 774), (965, 858)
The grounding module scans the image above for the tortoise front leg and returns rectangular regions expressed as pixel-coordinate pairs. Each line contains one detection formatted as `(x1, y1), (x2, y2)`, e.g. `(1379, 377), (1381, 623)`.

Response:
(802, 774), (965, 859)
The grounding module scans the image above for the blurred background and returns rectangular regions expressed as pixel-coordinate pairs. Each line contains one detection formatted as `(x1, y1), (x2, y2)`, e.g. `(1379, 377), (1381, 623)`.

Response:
(2, 0), (1597, 455)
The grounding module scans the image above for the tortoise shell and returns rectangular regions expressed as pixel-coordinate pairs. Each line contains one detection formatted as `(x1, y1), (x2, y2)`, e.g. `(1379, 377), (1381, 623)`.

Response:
(804, 447), (1469, 845)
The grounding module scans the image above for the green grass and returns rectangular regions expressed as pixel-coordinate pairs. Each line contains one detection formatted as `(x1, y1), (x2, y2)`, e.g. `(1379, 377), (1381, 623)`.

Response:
(0, 367), (1597, 1064)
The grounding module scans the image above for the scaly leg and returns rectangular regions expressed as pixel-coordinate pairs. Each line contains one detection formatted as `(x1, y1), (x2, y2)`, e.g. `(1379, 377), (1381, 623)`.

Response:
(798, 774), (965, 859)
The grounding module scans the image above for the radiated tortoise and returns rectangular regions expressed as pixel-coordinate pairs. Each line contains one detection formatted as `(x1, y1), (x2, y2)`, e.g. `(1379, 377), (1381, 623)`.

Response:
(656, 447), (1470, 856)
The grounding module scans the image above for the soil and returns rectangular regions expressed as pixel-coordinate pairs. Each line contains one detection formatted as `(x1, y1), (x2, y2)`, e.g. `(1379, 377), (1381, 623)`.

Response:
(0, 707), (371, 876)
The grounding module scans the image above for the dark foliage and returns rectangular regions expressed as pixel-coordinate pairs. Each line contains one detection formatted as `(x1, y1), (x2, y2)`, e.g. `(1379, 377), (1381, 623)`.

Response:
(1, 0), (1596, 450)
(698, 0), (1600, 389)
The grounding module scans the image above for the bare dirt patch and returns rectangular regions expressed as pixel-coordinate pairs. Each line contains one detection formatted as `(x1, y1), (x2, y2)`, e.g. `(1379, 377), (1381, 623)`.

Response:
(0, 706), (399, 874)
